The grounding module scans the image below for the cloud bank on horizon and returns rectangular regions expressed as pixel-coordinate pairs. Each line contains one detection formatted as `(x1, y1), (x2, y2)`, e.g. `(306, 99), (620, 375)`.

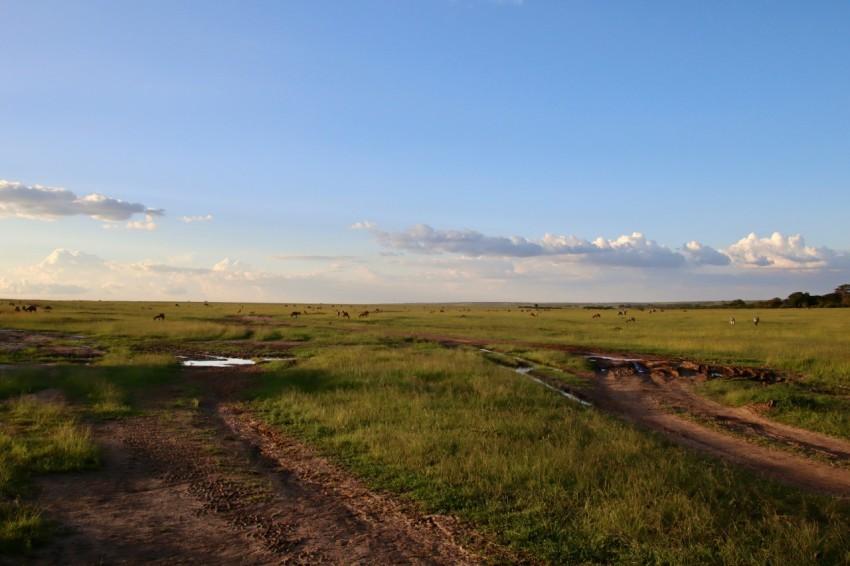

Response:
(2, 212), (847, 303)
(369, 223), (843, 272)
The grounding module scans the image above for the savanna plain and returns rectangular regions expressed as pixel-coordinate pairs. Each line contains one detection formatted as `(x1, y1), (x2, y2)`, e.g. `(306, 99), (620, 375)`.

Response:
(2, 300), (850, 564)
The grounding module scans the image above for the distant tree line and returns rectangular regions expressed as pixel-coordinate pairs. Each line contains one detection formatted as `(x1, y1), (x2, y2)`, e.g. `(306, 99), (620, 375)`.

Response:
(724, 284), (850, 309)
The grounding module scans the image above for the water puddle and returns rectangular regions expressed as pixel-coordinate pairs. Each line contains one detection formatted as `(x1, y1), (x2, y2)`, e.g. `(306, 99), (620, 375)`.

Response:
(180, 356), (255, 367)
(481, 349), (592, 407)
(178, 355), (292, 367)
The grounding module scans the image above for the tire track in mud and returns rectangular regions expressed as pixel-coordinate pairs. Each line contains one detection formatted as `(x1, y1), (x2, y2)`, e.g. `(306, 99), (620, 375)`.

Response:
(402, 331), (850, 499)
(29, 367), (491, 565)
(584, 357), (850, 499)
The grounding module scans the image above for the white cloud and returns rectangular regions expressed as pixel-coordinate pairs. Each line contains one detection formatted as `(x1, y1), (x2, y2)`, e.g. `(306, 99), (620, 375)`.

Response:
(351, 220), (376, 230)
(181, 214), (214, 223)
(212, 258), (248, 272)
(724, 232), (829, 269)
(681, 241), (731, 266)
(372, 224), (684, 268)
(0, 180), (164, 222)
(126, 214), (158, 231)
(37, 249), (107, 271)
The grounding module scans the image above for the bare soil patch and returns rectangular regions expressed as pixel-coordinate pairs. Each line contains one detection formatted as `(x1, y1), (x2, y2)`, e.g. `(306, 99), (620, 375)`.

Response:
(0, 329), (104, 363)
(24, 367), (488, 565)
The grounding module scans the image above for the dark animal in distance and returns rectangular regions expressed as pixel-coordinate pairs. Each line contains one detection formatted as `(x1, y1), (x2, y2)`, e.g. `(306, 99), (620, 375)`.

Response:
(359, 311), (369, 318)
(290, 311), (301, 318)
(753, 316), (760, 327)
(592, 313), (601, 319)
(625, 317), (636, 323)
(24, 305), (37, 313)
(153, 313), (165, 320)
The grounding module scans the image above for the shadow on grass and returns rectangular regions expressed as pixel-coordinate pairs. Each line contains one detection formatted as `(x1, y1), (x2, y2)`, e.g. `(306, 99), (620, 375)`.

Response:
(252, 368), (363, 398)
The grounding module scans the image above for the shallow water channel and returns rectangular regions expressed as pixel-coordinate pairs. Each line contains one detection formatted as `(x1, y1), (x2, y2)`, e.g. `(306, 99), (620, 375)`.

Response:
(481, 349), (592, 407)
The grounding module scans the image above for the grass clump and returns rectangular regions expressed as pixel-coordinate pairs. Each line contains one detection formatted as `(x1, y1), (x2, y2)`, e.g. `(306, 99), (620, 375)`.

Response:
(0, 394), (100, 554)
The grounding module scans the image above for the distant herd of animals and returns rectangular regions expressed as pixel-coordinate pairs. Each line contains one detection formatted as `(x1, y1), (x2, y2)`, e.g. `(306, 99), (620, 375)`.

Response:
(0, 301), (50, 313)
(0, 301), (764, 327)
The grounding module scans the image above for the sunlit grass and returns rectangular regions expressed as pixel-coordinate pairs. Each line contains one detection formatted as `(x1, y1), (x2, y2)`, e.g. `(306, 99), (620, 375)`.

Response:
(251, 343), (850, 563)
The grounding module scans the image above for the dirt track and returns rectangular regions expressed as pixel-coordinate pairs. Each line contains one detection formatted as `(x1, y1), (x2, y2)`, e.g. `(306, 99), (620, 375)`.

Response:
(584, 356), (850, 498)
(26, 367), (492, 565)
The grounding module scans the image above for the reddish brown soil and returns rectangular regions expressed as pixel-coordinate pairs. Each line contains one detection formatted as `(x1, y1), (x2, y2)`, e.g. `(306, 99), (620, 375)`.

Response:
(584, 356), (850, 498)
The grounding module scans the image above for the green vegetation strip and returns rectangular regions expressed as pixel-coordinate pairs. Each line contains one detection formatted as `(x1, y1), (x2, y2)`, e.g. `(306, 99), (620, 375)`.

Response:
(251, 343), (850, 564)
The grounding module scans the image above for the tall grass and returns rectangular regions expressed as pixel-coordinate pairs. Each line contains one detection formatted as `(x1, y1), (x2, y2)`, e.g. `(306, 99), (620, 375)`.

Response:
(0, 394), (100, 553)
(252, 343), (850, 563)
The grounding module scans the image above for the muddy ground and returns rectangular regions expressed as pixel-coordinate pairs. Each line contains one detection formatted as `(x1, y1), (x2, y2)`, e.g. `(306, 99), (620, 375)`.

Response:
(6, 328), (850, 564)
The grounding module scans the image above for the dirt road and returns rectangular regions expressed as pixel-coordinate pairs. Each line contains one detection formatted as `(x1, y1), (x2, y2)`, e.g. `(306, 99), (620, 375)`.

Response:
(585, 356), (850, 498)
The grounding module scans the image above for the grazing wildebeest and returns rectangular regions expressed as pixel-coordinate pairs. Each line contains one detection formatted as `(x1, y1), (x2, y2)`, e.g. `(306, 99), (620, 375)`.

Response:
(753, 315), (760, 327)
(730, 317), (736, 326)
(625, 316), (636, 323)
(290, 311), (301, 318)
(24, 305), (37, 313)
(592, 313), (601, 319)
(44, 305), (52, 312)
(359, 310), (369, 318)
(342, 311), (350, 319)
(14, 306), (20, 312)
(153, 313), (165, 320)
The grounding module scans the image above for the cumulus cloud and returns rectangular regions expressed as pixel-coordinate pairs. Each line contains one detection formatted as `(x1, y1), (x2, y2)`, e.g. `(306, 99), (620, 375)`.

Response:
(372, 224), (688, 268)
(181, 214), (214, 223)
(376, 224), (544, 257)
(127, 214), (158, 231)
(681, 241), (731, 266)
(37, 249), (107, 270)
(723, 232), (829, 269)
(0, 180), (164, 222)
(365, 224), (850, 276)
(351, 220), (376, 230)
(212, 258), (248, 272)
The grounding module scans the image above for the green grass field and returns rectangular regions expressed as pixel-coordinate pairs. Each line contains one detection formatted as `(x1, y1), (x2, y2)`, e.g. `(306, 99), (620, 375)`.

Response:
(2, 300), (850, 561)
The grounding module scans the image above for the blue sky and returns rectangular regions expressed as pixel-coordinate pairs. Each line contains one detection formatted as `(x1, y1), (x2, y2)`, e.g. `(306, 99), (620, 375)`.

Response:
(2, 1), (849, 303)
